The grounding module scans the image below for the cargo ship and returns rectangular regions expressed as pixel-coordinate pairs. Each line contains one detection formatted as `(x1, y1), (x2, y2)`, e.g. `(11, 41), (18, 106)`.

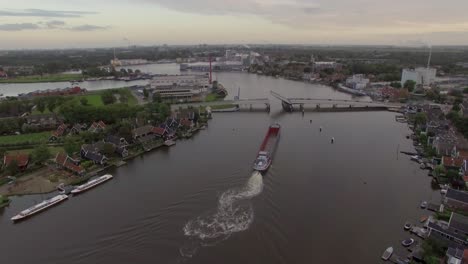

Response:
(71, 174), (113, 194)
(11, 194), (68, 222)
(253, 124), (281, 172)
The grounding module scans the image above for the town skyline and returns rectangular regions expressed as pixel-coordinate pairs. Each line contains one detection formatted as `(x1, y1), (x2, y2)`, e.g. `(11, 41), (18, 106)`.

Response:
(1, 0), (468, 49)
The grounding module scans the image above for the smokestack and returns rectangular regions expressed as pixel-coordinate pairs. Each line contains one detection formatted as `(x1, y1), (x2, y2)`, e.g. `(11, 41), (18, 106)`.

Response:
(209, 56), (212, 84)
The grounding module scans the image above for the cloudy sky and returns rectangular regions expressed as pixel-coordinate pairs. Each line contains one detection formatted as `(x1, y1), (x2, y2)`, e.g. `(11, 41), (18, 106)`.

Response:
(1, 0), (468, 49)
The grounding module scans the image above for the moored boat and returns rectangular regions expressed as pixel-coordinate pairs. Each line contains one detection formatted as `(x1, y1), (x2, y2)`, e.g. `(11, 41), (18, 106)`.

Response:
(71, 174), (113, 194)
(253, 124), (281, 172)
(164, 140), (176, 146)
(11, 194), (68, 221)
(381, 247), (393, 260)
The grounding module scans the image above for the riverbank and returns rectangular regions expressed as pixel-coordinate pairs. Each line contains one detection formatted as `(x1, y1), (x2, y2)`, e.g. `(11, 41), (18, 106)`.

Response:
(0, 74), (84, 84)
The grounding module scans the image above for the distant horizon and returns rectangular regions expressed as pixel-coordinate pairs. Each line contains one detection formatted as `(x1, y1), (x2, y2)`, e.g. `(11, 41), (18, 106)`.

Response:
(2, 1), (468, 49)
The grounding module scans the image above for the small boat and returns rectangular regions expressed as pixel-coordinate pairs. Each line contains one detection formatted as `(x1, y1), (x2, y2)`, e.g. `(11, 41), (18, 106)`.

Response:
(441, 189), (447, 195)
(381, 247), (393, 260)
(71, 174), (113, 194)
(401, 238), (415, 247)
(57, 184), (75, 195)
(410, 155), (419, 161)
(253, 124), (281, 172)
(404, 222), (412, 230)
(420, 163), (426, 169)
(420, 216), (429, 223)
(11, 194), (68, 221)
(420, 201), (428, 209)
(164, 140), (176, 147)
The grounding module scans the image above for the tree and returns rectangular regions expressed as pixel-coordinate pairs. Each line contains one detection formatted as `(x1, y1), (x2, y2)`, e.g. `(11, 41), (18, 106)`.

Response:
(143, 88), (149, 99)
(463, 87), (468, 94)
(80, 97), (89, 106)
(6, 160), (19, 175)
(35, 98), (46, 113)
(32, 144), (51, 164)
(152, 92), (162, 103)
(47, 100), (57, 113)
(101, 92), (116, 105)
(118, 124), (133, 142)
(404, 80), (416, 92)
(390, 82), (402, 88)
(453, 104), (461, 112)
(414, 112), (427, 126)
(64, 136), (82, 156)
(102, 143), (115, 156)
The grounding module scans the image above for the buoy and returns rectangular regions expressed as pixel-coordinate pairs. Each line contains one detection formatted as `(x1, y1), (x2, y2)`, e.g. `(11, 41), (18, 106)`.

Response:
(331, 137), (335, 144)
(310, 119), (312, 123)
(320, 126), (322, 132)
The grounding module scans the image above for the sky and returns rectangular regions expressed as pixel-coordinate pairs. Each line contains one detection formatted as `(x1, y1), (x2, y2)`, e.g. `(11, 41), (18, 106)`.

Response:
(0, 0), (468, 49)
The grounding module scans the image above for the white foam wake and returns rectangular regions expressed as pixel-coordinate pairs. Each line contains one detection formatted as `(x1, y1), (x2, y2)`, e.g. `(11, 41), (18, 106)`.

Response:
(180, 171), (263, 257)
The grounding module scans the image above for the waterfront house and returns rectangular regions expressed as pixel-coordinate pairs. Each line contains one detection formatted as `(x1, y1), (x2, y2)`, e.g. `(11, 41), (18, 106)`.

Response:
(105, 135), (129, 148)
(152, 127), (167, 138)
(442, 156), (465, 171)
(180, 118), (194, 129)
(444, 189), (468, 212)
(3, 154), (29, 171)
(428, 212), (468, 247)
(132, 125), (153, 141)
(80, 144), (108, 165)
(434, 137), (457, 156)
(54, 152), (84, 176)
(88, 121), (106, 133)
(105, 135), (129, 157)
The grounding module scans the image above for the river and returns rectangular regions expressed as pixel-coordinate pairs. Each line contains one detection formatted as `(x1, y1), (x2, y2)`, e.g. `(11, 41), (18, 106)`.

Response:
(0, 64), (439, 264)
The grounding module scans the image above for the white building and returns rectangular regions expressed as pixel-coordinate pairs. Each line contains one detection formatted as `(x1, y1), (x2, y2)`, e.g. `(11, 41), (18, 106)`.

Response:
(346, 74), (369, 90)
(150, 74), (210, 89)
(401, 67), (436, 86)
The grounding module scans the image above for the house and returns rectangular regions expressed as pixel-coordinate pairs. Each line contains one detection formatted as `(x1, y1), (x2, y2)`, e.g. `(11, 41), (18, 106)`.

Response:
(446, 247), (464, 264)
(69, 124), (87, 135)
(442, 156), (465, 170)
(428, 212), (468, 246)
(433, 137), (457, 156)
(25, 114), (61, 130)
(0, 70), (8, 79)
(444, 189), (468, 212)
(152, 126), (167, 138)
(180, 118), (194, 129)
(49, 124), (68, 141)
(105, 135), (129, 157)
(3, 154), (29, 171)
(132, 125), (153, 140)
(80, 144), (108, 165)
(88, 121), (106, 133)
(54, 152), (84, 176)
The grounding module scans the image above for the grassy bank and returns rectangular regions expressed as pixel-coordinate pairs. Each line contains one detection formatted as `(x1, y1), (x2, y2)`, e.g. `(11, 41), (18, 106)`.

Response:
(210, 104), (237, 110)
(0, 74), (83, 83)
(0, 131), (51, 145)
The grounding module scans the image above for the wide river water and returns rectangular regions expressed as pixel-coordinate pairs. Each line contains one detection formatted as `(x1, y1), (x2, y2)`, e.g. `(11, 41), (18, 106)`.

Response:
(0, 64), (439, 264)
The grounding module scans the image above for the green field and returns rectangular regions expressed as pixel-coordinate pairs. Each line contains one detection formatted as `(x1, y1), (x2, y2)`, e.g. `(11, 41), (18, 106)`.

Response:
(0, 131), (52, 145)
(6, 146), (64, 156)
(74, 94), (104, 106)
(0, 74), (83, 83)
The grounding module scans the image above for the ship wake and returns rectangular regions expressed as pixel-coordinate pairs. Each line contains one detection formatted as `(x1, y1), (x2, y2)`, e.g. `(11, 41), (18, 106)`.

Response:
(180, 171), (263, 258)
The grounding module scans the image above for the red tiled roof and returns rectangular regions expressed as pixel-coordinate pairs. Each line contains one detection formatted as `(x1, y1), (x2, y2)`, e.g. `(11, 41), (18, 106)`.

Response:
(152, 127), (166, 135)
(464, 249), (468, 263)
(55, 152), (67, 165)
(443, 156), (464, 167)
(180, 118), (192, 127)
(459, 150), (468, 159)
(3, 154), (29, 167)
(55, 152), (84, 174)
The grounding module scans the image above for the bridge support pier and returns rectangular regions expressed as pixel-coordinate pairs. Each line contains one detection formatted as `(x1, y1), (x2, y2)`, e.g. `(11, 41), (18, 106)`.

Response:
(265, 103), (270, 113)
(299, 104), (304, 111)
(250, 104), (252, 111)
(282, 101), (293, 112)
(316, 104), (320, 110)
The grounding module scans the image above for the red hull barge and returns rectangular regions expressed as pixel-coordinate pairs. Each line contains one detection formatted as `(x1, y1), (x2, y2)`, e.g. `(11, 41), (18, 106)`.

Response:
(253, 124), (281, 172)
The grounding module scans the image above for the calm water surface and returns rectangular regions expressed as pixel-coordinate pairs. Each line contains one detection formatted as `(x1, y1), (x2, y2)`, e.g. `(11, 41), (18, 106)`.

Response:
(0, 65), (439, 264)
